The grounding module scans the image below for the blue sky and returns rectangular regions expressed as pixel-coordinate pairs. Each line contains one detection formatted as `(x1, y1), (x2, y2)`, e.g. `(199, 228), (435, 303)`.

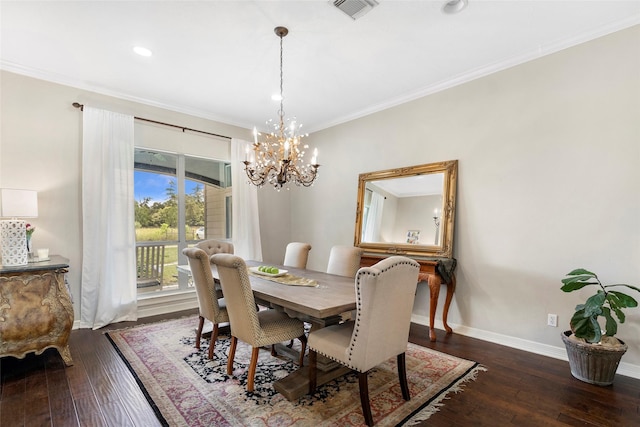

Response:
(134, 171), (199, 204)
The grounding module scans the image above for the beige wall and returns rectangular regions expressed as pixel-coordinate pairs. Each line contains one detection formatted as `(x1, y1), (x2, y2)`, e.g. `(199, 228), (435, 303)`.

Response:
(288, 25), (640, 373)
(1, 25), (638, 377)
(0, 71), (250, 321)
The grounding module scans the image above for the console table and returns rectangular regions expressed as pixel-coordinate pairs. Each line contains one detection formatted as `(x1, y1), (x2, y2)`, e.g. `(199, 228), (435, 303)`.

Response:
(0, 255), (74, 365)
(360, 255), (456, 342)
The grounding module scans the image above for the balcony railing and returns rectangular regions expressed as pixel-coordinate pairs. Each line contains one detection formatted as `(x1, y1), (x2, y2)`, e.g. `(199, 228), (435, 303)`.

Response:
(136, 242), (165, 289)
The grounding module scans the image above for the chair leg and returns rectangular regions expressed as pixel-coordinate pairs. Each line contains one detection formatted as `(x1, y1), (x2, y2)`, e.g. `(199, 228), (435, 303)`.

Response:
(297, 334), (307, 367)
(308, 350), (317, 394)
(227, 336), (237, 376)
(247, 347), (260, 392)
(358, 371), (374, 427)
(397, 353), (410, 401)
(195, 315), (205, 349)
(208, 323), (219, 360)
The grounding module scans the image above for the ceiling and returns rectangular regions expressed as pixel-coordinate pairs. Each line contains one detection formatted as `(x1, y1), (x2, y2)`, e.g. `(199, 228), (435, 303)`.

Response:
(2, 1), (639, 134)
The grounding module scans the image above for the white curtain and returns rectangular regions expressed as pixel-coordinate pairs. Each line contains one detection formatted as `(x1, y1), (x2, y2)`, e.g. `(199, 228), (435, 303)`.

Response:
(80, 106), (137, 329)
(231, 138), (263, 261)
(363, 191), (385, 242)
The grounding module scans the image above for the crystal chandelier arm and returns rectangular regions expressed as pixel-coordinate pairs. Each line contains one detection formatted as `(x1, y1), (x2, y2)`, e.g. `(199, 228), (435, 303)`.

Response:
(286, 163), (320, 187)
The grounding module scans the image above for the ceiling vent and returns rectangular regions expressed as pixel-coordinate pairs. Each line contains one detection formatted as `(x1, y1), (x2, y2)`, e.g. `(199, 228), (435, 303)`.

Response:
(333, 0), (379, 20)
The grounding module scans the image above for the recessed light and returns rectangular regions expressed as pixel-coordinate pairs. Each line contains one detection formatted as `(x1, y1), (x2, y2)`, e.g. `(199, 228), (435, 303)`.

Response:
(442, 0), (468, 14)
(272, 94), (283, 101)
(133, 46), (153, 57)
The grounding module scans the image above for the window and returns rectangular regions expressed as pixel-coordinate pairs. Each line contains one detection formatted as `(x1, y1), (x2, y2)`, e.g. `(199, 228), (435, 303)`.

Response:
(134, 148), (231, 294)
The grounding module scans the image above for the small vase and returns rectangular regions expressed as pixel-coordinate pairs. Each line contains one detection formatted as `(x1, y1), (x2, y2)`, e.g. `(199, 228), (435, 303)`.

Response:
(26, 236), (35, 262)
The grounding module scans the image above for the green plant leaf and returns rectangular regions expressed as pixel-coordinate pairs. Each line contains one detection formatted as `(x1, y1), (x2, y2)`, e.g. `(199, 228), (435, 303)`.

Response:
(563, 268), (638, 340)
(561, 275), (597, 284)
(601, 307), (618, 336)
(607, 292), (622, 311)
(583, 292), (605, 317)
(608, 290), (638, 308)
(570, 309), (601, 342)
(567, 268), (596, 277)
(612, 306), (625, 324)
(561, 279), (598, 292)
(570, 310), (589, 330)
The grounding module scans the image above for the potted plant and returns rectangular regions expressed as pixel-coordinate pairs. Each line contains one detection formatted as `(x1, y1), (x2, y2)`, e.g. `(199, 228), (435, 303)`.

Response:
(560, 268), (640, 385)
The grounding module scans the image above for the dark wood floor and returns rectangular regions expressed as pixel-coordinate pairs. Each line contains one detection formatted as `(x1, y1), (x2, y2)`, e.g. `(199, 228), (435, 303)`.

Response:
(2, 309), (639, 426)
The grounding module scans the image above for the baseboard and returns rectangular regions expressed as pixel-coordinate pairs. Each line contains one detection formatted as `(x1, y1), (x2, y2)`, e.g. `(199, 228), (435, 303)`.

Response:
(411, 314), (640, 381)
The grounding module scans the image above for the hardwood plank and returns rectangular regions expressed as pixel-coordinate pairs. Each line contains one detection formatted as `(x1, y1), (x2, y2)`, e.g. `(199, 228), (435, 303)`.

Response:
(1, 395), (25, 427)
(73, 395), (109, 427)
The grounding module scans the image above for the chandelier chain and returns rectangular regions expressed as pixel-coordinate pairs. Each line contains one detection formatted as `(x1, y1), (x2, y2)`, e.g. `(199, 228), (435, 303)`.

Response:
(279, 32), (285, 133)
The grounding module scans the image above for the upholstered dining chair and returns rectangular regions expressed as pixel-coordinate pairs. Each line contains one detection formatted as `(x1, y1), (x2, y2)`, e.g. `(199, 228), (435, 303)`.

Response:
(283, 242), (312, 269)
(210, 253), (307, 392)
(326, 245), (364, 278)
(181, 239), (234, 359)
(308, 256), (420, 426)
(195, 238), (234, 257)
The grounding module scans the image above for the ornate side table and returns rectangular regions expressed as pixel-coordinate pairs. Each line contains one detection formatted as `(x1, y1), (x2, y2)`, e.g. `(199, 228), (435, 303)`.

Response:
(360, 255), (457, 342)
(0, 255), (74, 365)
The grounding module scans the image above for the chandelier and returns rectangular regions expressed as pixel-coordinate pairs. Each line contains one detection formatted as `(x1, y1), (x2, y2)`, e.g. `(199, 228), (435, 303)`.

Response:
(243, 26), (320, 190)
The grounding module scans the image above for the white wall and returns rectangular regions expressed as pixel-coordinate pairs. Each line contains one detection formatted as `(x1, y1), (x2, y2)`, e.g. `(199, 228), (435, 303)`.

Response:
(290, 26), (640, 374)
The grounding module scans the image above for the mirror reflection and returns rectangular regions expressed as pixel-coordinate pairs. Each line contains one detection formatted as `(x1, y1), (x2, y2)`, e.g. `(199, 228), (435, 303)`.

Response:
(362, 173), (444, 246)
(354, 161), (457, 258)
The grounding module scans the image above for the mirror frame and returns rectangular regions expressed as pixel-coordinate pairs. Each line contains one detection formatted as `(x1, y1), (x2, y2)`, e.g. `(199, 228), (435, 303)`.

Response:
(354, 160), (458, 258)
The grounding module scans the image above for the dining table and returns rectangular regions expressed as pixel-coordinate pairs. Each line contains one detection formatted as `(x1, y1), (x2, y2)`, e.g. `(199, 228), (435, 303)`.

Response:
(193, 259), (357, 401)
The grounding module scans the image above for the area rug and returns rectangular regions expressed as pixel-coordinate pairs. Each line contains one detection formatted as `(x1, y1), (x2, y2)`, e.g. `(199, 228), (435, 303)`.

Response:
(105, 316), (485, 426)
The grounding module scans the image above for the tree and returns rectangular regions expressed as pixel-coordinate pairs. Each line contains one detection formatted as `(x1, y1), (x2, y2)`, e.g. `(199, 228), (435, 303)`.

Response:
(134, 197), (153, 227)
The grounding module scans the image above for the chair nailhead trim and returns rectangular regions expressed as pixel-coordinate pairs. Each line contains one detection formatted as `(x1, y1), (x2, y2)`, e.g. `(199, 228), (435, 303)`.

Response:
(346, 257), (420, 363)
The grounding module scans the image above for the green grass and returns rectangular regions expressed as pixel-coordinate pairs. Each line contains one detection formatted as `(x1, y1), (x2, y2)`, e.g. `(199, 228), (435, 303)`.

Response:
(163, 245), (178, 284)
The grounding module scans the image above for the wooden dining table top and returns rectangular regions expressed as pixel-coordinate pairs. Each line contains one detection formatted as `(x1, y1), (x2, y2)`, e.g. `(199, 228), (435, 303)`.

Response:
(248, 260), (357, 319)
(211, 260), (357, 321)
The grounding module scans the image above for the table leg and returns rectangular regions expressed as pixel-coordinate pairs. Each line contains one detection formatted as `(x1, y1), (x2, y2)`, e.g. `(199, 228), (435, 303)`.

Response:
(442, 275), (456, 334)
(273, 314), (348, 401)
(428, 274), (441, 342)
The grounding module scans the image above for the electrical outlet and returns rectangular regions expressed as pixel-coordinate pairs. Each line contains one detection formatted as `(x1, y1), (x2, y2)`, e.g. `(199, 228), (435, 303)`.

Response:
(547, 313), (558, 327)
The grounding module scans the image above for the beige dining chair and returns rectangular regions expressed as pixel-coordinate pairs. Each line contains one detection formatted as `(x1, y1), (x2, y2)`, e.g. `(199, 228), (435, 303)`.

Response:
(326, 245), (364, 278)
(181, 239), (234, 359)
(308, 256), (420, 427)
(196, 238), (234, 257)
(283, 242), (312, 269)
(210, 253), (307, 392)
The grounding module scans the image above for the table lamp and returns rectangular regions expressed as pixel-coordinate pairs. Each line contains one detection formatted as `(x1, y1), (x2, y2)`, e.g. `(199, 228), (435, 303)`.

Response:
(0, 189), (38, 266)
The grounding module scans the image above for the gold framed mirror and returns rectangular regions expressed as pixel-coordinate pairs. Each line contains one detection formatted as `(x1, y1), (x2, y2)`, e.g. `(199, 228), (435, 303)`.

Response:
(354, 160), (458, 258)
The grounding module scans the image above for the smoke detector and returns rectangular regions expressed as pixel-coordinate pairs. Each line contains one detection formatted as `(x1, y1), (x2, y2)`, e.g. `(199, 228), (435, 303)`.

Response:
(333, 0), (379, 20)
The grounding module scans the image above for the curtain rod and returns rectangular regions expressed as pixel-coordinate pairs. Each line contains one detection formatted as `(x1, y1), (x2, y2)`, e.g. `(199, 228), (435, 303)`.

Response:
(72, 102), (231, 140)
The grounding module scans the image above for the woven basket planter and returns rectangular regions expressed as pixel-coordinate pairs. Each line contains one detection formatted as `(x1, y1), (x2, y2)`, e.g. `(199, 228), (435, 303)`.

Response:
(561, 330), (627, 386)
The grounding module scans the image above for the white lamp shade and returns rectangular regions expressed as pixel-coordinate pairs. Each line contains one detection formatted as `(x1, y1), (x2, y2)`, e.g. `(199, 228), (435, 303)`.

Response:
(0, 189), (38, 218)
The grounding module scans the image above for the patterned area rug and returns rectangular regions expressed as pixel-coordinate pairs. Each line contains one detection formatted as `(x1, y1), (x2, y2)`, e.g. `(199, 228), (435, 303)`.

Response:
(106, 316), (484, 426)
